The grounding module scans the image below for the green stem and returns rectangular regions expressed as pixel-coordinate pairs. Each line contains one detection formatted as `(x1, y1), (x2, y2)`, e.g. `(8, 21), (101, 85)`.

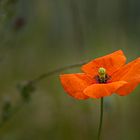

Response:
(31, 62), (87, 84)
(0, 62), (87, 130)
(98, 98), (104, 140)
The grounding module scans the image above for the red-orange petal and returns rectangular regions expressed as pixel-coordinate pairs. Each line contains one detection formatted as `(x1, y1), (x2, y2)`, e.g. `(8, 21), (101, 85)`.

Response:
(116, 82), (139, 96)
(81, 50), (126, 77)
(111, 58), (140, 96)
(112, 58), (140, 82)
(60, 73), (94, 99)
(84, 81), (127, 99)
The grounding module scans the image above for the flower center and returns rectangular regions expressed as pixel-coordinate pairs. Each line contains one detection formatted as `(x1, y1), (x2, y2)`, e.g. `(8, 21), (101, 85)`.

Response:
(95, 67), (110, 83)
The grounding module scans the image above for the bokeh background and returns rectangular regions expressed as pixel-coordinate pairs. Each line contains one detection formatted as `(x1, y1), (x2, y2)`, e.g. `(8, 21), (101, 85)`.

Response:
(0, 0), (140, 140)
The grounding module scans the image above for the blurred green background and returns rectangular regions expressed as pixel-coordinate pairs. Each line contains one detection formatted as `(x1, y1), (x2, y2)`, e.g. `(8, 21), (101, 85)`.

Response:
(0, 0), (140, 140)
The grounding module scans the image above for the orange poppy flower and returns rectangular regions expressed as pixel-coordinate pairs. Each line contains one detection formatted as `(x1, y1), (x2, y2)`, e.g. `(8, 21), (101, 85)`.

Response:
(60, 50), (140, 99)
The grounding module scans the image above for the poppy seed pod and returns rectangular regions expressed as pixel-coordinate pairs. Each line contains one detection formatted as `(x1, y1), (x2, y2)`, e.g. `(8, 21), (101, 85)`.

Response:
(98, 67), (106, 78)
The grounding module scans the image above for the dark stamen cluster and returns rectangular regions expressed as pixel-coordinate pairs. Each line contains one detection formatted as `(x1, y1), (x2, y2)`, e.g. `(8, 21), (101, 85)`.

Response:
(95, 74), (111, 84)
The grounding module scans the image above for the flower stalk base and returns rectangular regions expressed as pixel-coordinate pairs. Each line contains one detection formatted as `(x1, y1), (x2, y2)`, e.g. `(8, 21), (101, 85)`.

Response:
(98, 98), (104, 140)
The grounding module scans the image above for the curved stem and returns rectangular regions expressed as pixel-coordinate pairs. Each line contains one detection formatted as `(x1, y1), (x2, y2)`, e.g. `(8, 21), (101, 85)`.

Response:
(0, 62), (87, 130)
(31, 62), (86, 84)
(98, 98), (104, 140)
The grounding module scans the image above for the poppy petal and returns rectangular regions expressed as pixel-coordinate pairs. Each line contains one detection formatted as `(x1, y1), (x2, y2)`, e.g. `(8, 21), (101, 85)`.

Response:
(111, 58), (140, 95)
(116, 82), (139, 96)
(81, 50), (126, 77)
(112, 58), (140, 82)
(84, 81), (127, 99)
(60, 73), (93, 99)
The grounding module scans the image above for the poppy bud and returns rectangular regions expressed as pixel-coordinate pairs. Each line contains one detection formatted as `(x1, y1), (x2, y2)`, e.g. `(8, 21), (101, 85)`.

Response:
(17, 81), (35, 102)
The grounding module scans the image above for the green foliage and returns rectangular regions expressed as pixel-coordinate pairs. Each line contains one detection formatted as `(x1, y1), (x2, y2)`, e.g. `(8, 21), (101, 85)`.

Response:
(17, 81), (35, 101)
(2, 97), (12, 121)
